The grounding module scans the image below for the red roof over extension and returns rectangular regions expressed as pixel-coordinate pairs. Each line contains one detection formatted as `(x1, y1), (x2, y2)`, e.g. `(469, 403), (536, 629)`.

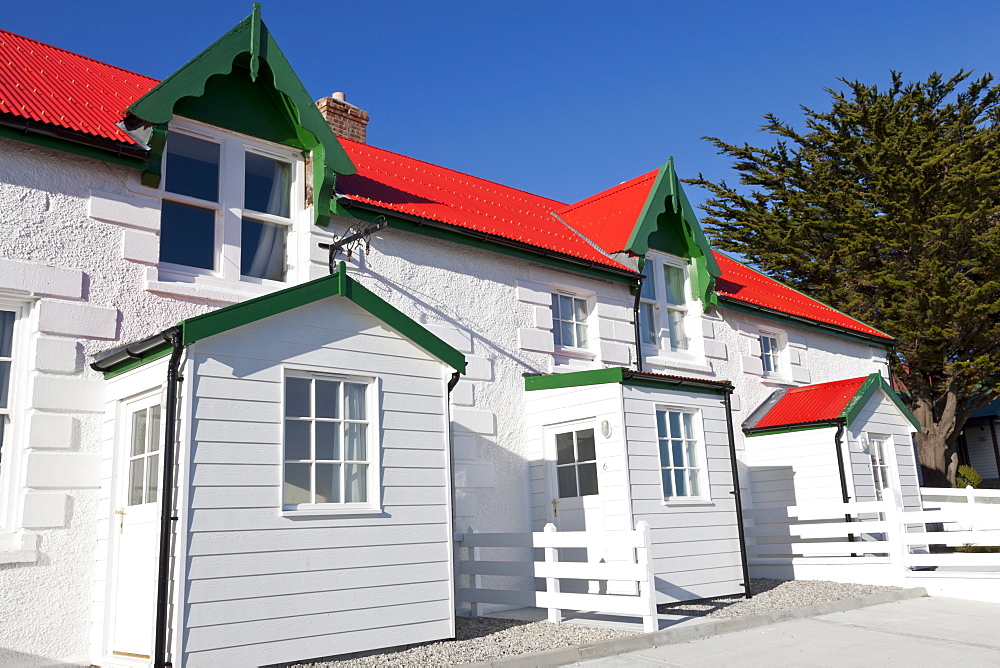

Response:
(713, 252), (891, 340)
(0, 29), (157, 144)
(0, 27), (892, 341)
(752, 376), (869, 429)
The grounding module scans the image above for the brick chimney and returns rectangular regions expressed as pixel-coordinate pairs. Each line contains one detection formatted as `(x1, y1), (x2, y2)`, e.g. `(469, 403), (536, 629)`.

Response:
(316, 92), (369, 143)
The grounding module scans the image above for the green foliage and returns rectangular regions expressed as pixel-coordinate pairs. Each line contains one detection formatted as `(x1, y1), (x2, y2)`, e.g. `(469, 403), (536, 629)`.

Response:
(687, 71), (1000, 484)
(957, 464), (983, 488)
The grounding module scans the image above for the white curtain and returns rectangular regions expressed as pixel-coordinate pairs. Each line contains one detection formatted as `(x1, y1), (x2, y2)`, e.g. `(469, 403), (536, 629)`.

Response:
(247, 160), (291, 280)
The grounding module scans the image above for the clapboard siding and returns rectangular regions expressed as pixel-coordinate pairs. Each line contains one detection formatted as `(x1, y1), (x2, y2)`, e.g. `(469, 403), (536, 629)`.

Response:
(622, 385), (744, 603)
(965, 424), (1000, 478)
(744, 427), (843, 511)
(180, 296), (455, 665)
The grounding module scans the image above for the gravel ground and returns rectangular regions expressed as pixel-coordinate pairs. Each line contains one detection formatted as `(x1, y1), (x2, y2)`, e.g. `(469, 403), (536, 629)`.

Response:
(294, 578), (902, 667)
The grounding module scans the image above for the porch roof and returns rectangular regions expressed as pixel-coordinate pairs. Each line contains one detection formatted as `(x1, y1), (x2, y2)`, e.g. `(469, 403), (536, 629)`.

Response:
(524, 366), (732, 395)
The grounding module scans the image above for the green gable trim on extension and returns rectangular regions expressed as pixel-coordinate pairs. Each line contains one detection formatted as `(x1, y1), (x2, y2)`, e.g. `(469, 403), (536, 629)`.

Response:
(125, 4), (356, 227)
(525, 367), (731, 395)
(96, 262), (466, 378)
(626, 159), (721, 307)
(843, 373), (921, 431)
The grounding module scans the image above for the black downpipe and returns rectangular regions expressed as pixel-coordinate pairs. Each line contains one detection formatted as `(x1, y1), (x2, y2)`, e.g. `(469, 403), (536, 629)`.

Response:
(833, 419), (857, 549)
(632, 273), (646, 372)
(154, 328), (184, 668)
(722, 391), (752, 599)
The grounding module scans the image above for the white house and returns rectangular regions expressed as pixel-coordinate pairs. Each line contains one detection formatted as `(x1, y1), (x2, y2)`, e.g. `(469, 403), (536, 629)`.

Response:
(0, 8), (919, 667)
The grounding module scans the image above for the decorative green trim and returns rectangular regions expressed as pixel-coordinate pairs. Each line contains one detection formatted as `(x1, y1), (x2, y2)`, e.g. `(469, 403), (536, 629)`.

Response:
(625, 158), (721, 307)
(745, 422), (840, 437)
(0, 124), (147, 170)
(102, 345), (172, 380)
(140, 124), (168, 188)
(177, 266), (466, 373)
(338, 202), (638, 286)
(717, 298), (893, 347)
(525, 367), (625, 391)
(842, 373), (921, 431)
(126, 6), (355, 226)
(524, 366), (730, 395)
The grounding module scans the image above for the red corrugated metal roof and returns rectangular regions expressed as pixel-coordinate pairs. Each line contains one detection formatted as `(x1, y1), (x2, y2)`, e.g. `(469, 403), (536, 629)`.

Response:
(555, 169), (658, 252)
(753, 376), (868, 429)
(337, 138), (633, 271)
(0, 29), (157, 144)
(713, 252), (892, 340)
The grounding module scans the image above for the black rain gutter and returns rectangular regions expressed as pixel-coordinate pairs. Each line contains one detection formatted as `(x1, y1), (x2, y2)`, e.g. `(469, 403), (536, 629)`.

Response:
(90, 327), (184, 667)
(722, 388), (752, 599)
(632, 272), (646, 372)
(832, 418), (857, 549)
(0, 115), (149, 163)
(341, 199), (639, 281)
(716, 295), (894, 346)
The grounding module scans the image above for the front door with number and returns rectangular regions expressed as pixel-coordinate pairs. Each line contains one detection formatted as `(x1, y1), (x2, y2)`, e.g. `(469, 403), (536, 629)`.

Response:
(545, 422), (605, 593)
(109, 395), (162, 661)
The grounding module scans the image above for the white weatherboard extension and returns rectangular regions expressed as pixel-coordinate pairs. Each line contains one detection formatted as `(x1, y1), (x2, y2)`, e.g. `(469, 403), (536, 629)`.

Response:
(0, 9), (920, 668)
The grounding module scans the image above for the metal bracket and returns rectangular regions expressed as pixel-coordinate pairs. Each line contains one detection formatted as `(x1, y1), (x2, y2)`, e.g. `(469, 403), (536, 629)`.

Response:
(318, 217), (388, 273)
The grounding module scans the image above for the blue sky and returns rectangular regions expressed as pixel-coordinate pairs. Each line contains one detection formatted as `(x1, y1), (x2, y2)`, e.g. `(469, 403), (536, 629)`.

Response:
(5, 1), (999, 210)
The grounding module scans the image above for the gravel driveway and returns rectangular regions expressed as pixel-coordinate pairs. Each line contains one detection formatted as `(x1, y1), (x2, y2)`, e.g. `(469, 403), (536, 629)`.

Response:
(294, 579), (901, 667)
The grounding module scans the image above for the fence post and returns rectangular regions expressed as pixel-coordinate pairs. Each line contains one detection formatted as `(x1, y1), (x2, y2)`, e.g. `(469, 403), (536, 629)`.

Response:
(965, 484), (977, 530)
(883, 488), (908, 574)
(636, 520), (658, 633)
(544, 523), (561, 624)
(466, 527), (480, 618)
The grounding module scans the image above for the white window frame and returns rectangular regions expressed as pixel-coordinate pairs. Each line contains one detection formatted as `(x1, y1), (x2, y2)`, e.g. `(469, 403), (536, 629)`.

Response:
(281, 369), (381, 516)
(655, 406), (711, 504)
(154, 118), (306, 290)
(638, 253), (706, 369)
(759, 329), (786, 378)
(549, 289), (595, 358)
(864, 432), (894, 501)
(0, 300), (29, 533)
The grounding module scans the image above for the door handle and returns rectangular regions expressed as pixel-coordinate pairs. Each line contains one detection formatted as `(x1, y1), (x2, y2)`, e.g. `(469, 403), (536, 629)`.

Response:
(551, 498), (558, 518)
(115, 508), (125, 533)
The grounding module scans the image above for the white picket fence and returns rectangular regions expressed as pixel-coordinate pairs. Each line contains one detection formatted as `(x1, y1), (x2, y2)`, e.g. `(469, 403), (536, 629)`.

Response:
(746, 488), (1000, 578)
(458, 521), (659, 632)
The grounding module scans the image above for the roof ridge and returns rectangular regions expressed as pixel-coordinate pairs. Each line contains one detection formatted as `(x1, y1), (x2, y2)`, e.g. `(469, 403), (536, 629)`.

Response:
(785, 376), (868, 393)
(0, 28), (159, 84)
(556, 169), (658, 215)
(339, 137), (568, 210)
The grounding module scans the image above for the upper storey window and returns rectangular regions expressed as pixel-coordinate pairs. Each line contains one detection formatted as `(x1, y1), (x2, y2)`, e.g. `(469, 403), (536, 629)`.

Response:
(551, 293), (590, 349)
(638, 256), (692, 354)
(158, 123), (298, 284)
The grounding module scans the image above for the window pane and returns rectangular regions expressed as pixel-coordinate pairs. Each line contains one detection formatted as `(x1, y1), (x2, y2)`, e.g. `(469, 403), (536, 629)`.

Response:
(668, 412), (681, 438)
(344, 463), (367, 502)
(0, 361), (10, 409)
(244, 153), (291, 217)
(146, 453), (159, 504)
(685, 441), (699, 469)
(575, 323), (588, 348)
(241, 218), (286, 281)
(285, 377), (311, 417)
(165, 133), (219, 202)
(315, 463), (340, 504)
(674, 469), (687, 497)
(555, 432), (574, 465)
(639, 304), (656, 344)
(129, 458), (144, 506)
(315, 380), (340, 419)
(640, 273), (656, 300)
(149, 405), (162, 453)
(345, 423), (366, 460)
(661, 469), (674, 498)
(559, 321), (574, 347)
(284, 420), (311, 460)
(683, 413), (695, 439)
(131, 410), (147, 457)
(345, 383), (367, 420)
(315, 421), (340, 460)
(557, 465), (578, 498)
(283, 463), (312, 505)
(663, 264), (686, 305)
(559, 295), (573, 319)
(655, 411), (668, 438)
(0, 310), (13, 357)
(687, 469), (701, 498)
(760, 336), (772, 355)
(573, 298), (587, 321)
(666, 309), (687, 350)
(659, 440), (672, 467)
(159, 201), (216, 270)
(672, 440), (685, 467)
(578, 463), (599, 496)
(576, 429), (596, 462)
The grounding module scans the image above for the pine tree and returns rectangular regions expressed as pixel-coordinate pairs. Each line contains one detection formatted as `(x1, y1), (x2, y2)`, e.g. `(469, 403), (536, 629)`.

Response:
(688, 71), (1000, 487)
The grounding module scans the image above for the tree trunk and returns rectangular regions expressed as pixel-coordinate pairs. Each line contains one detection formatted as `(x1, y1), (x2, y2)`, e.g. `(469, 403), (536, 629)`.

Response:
(910, 394), (960, 488)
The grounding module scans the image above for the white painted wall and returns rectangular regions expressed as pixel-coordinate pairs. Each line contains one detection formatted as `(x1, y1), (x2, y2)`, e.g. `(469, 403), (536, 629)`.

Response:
(846, 391), (922, 510)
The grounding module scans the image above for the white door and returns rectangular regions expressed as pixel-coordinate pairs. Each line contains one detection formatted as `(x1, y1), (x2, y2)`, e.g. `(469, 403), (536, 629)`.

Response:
(545, 421), (606, 593)
(109, 395), (163, 661)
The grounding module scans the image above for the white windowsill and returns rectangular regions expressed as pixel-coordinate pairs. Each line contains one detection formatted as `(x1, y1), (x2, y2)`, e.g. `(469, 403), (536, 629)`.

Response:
(662, 498), (715, 507)
(281, 505), (383, 517)
(554, 346), (596, 361)
(0, 530), (38, 564)
(643, 354), (713, 374)
(145, 267), (287, 306)
(761, 375), (798, 387)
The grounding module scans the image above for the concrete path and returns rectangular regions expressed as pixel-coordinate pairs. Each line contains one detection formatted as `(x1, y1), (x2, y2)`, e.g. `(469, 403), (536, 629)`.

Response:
(576, 596), (1000, 667)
